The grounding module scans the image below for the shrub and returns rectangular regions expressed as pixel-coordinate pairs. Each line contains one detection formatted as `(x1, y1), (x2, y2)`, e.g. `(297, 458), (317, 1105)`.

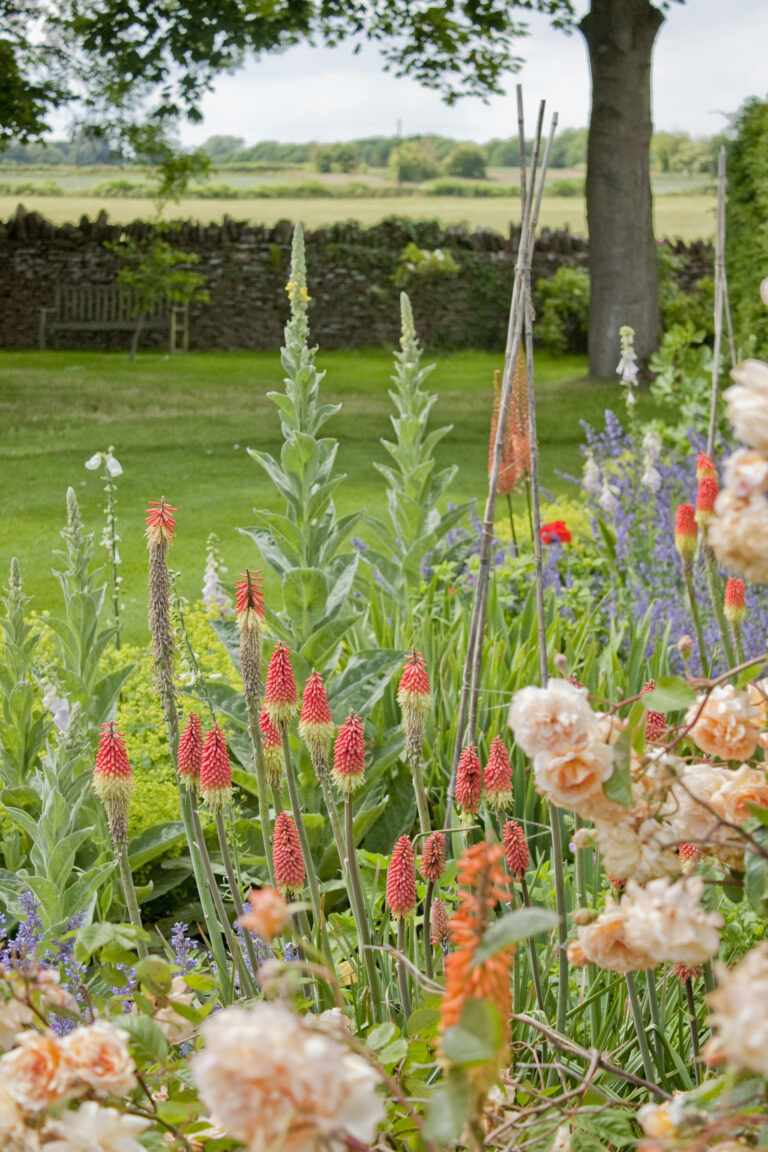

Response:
(389, 142), (440, 183)
(547, 178), (584, 197)
(727, 97), (768, 357)
(534, 265), (590, 354)
(393, 241), (460, 286)
(443, 143), (487, 180)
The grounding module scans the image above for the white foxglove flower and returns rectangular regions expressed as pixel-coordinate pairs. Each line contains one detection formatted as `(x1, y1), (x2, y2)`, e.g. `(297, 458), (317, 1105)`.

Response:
(104, 453), (122, 478)
(84, 453), (102, 471)
(583, 454), (602, 497)
(42, 685), (70, 732)
(598, 480), (620, 516)
(616, 325), (639, 386)
(642, 430), (661, 462)
(641, 462), (662, 493)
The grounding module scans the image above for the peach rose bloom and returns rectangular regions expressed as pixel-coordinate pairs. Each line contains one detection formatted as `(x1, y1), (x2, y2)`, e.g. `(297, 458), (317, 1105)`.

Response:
(711, 763), (768, 826)
(191, 1003), (384, 1152)
(705, 943), (768, 1079)
(0, 991), (33, 1053)
(533, 740), (614, 814)
(708, 489), (768, 585)
(0, 1031), (72, 1111)
(238, 887), (291, 941)
(577, 902), (654, 974)
(593, 816), (679, 885)
(664, 761), (730, 845)
(723, 448), (768, 499)
(566, 939), (587, 967)
(508, 679), (596, 758)
(685, 685), (762, 762)
(623, 877), (722, 968)
(42, 1101), (149, 1152)
(724, 358), (768, 453)
(61, 1021), (136, 1097)
(153, 977), (198, 1045)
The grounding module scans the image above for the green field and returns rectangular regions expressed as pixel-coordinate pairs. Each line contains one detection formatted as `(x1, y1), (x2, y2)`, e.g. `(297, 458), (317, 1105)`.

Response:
(0, 348), (660, 644)
(0, 191), (716, 240)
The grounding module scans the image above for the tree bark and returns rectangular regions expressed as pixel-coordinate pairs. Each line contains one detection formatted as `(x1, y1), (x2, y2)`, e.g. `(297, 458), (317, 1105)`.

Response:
(580, 0), (664, 378)
(129, 312), (145, 362)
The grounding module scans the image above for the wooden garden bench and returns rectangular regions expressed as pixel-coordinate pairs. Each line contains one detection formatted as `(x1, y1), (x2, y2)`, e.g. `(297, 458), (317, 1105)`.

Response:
(39, 285), (189, 352)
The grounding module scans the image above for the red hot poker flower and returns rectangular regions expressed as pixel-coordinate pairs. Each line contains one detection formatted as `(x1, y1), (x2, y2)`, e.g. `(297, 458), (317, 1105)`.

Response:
(264, 643), (298, 726)
(695, 476), (719, 527)
(455, 745), (483, 821)
(386, 836), (418, 919)
(697, 451), (717, 480)
(273, 812), (305, 897)
(200, 726), (232, 812)
(145, 500), (177, 548)
(483, 736), (513, 812)
(420, 831), (447, 883)
(332, 712), (366, 794)
(641, 680), (666, 746)
(298, 671), (335, 774)
(178, 713), (203, 787)
(398, 650), (431, 761)
(259, 707), (284, 789)
(725, 577), (746, 628)
(235, 570), (265, 628)
(431, 898), (451, 946)
(94, 723), (133, 843)
(502, 819), (530, 880)
(540, 521), (571, 545)
(674, 503), (697, 569)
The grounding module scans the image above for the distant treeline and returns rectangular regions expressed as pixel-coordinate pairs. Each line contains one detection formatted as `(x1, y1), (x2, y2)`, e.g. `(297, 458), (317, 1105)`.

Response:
(1, 126), (724, 175)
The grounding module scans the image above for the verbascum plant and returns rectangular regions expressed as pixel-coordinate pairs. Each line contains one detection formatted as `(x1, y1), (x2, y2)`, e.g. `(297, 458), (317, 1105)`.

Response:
(0, 559), (50, 790)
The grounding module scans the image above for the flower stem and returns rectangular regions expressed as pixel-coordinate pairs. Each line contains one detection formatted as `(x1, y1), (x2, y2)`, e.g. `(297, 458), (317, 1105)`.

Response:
(506, 493), (519, 553)
(625, 971), (656, 1086)
(214, 809), (261, 977)
(684, 977), (701, 1083)
(519, 874), (547, 1014)
(411, 757), (431, 838)
(115, 840), (147, 959)
(280, 725), (330, 962)
(344, 795), (382, 1018)
(683, 569), (709, 676)
(396, 917), (411, 1019)
(645, 969), (667, 1082)
(246, 701), (275, 885)
(423, 878), (435, 981)
(703, 548), (737, 669)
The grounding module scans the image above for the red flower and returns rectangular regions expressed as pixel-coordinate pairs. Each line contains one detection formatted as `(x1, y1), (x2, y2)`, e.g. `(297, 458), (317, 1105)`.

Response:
(502, 820), (530, 880)
(178, 713), (203, 784)
(273, 812), (305, 897)
(93, 723), (133, 842)
(95, 722), (132, 781)
(483, 736), (513, 812)
(200, 726), (232, 811)
(455, 745), (483, 819)
(725, 577), (746, 627)
(145, 500), (177, 547)
(695, 476), (719, 526)
(259, 706), (284, 789)
(332, 713), (366, 794)
(641, 680), (666, 746)
(696, 451), (717, 480)
(298, 671), (335, 772)
(420, 832), (447, 882)
(674, 503), (697, 567)
(385, 836), (417, 919)
(235, 570), (265, 625)
(431, 897), (451, 946)
(264, 643), (298, 726)
(540, 520), (571, 545)
(398, 650), (431, 760)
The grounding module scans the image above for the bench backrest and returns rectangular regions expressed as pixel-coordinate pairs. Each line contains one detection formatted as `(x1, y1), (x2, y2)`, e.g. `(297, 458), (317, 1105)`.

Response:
(53, 286), (172, 322)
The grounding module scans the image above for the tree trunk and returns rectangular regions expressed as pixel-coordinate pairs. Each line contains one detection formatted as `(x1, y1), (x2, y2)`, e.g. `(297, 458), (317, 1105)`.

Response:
(129, 311), (145, 362)
(580, 0), (664, 378)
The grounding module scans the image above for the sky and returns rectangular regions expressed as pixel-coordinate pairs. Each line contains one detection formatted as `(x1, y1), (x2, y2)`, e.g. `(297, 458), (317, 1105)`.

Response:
(177, 0), (768, 147)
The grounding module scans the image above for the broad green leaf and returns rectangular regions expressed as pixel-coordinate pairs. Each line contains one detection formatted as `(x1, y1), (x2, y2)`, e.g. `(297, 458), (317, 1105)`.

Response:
(441, 1000), (501, 1067)
(129, 822), (186, 870)
(473, 907), (557, 966)
(423, 1070), (473, 1144)
(366, 1022), (398, 1051)
(603, 730), (633, 807)
(115, 1014), (169, 1064)
(642, 676), (696, 712)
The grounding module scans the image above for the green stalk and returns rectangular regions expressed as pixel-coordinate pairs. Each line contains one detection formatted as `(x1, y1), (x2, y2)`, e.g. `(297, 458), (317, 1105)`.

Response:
(731, 622), (745, 665)
(411, 757), (431, 837)
(246, 701), (275, 884)
(115, 840), (147, 959)
(703, 959), (716, 995)
(344, 796), (383, 1018)
(423, 878), (435, 981)
(548, 807), (569, 1033)
(684, 977), (701, 1083)
(188, 799), (256, 998)
(645, 969), (667, 1082)
(626, 971), (656, 1086)
(506, 493), (519, 553)
(396, 917), (411, 1018)
(519, 874), (547, 1014)
(573, 817), (600, 1044)
(280, 725), (330, 962)
(178, 790), (232, 1000)
(214, 809), (261, 977)
(683, 568), (709, 676)
(703, 548), (737, 668)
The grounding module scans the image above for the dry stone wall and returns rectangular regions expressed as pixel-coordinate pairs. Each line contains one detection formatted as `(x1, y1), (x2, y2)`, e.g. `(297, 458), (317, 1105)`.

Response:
(0, 206), (713, 351)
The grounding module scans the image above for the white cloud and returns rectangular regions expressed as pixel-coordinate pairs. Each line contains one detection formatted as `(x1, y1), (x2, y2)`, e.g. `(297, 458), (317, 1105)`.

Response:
(177, 0), (768, 146)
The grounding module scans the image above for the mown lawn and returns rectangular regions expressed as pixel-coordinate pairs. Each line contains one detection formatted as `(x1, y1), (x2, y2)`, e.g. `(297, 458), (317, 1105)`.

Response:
(0, 347), (657, 643)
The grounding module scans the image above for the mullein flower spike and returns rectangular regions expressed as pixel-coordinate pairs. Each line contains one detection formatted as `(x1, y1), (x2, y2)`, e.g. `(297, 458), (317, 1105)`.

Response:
(273, 812), (305, 898)
(298, 671), (335, 776)
(331, 713), (366, 794)
(397, 650), (431, 762)
(385, 836), (418, 920)
(264, 643), (299, 727)
(259, 707), (284, 789)
(455, 744), (483, 821)
(145, 499), (177, 705)
(483, 736), (513, 812)
(178, 713), (203, 789)
(236, 570), (265, 705)
(93, 723), (133, 843)
(200, 726), (233, 813)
